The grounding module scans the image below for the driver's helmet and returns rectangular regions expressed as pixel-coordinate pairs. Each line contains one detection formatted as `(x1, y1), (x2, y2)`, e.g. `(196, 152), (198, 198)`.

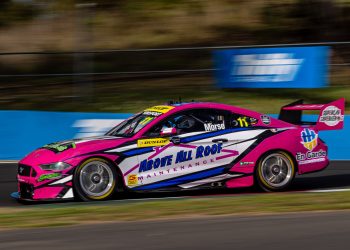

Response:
(175, 115), (196, 129)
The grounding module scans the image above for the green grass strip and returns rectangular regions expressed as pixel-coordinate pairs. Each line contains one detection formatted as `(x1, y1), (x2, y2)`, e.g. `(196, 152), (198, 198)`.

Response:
(1, 191), (350, 229)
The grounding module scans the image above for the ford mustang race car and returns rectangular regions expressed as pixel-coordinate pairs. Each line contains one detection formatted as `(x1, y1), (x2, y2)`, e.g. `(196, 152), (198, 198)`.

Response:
(14, 99), (344, 202)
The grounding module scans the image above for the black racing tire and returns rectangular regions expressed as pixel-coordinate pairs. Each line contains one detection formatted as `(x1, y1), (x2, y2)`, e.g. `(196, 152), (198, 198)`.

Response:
(73, 158), (117, 201)
(255, 151), (296, 192)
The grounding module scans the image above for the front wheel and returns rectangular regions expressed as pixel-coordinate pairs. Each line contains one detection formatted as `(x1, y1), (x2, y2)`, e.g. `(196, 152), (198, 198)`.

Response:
(74, 158), (117, 201)
(255, 151), (296, 192)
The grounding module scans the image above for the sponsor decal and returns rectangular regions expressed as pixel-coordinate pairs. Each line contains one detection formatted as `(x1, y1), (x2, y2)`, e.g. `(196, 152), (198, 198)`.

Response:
(232, 116), (257, 127)
(320, 106), (344, 127)
(301, 128), (318, 151)
(139, 116), (155, 126)
(143, 111), (163, 117)
(144, 105), (174, 114)
(239, 161), (254, 166)
(261, 115), (271, 125)
(127, 174), (138, 186)
(298, 158), (326, 165)
(237, 117), (248, 127)
(296, 149), (327, 165)
(137, 138), (170, 148)
(139, 143), (223, 173)
(137, 158), (217, 183)
(232, 53), (304, 82)
(43, 142), (76, 153)
(38, 173), (62, 182)
(204, 122), (225, 131)
(250, 117), (258, 125)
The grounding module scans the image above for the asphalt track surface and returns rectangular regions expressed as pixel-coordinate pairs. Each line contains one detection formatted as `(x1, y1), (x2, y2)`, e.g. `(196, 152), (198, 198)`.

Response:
(1, 161), (350, 206)
(1, 162), (350, 249)
(1, 212), (350, 250)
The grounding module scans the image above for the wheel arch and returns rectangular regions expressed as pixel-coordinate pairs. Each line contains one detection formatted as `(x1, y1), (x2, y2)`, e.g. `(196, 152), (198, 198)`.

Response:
(253, 148), (298, 191)
(73, 155), (125, 195)
(95, 156), (126, 192)
(254, 148), (299, 175)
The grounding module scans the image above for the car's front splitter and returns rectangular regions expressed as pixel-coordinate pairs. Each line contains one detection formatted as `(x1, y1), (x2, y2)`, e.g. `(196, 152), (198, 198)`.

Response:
(11, 191), (74, 203)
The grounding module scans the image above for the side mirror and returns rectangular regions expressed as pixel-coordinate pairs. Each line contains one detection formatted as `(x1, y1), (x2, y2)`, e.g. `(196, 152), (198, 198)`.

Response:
(160, 127), (177, 137)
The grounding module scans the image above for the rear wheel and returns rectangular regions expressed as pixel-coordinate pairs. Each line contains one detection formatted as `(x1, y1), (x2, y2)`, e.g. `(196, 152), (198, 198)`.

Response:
(256, 151), (296, 192)
(74, 158), (117, 201)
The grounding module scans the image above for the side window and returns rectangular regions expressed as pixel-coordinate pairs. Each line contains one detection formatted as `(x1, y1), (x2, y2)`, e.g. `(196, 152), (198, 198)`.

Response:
(145, 109), (230, 137)
(230, 113), (258, 128)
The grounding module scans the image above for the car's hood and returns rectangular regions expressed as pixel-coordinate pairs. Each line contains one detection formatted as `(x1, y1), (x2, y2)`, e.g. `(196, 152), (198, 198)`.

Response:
(20, 136), (130, 166)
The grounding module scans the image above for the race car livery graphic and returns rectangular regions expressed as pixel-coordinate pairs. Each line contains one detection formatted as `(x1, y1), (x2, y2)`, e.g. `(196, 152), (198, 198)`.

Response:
(14, 99), (345, 201)
(300, 128), (318, 151)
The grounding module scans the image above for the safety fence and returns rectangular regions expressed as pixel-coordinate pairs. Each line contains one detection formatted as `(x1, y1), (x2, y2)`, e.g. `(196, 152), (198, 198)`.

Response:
(1, 41), (350, 110)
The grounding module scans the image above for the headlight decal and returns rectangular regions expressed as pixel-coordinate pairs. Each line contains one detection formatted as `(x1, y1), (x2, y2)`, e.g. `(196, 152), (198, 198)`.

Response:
(40, 162), (71, 171)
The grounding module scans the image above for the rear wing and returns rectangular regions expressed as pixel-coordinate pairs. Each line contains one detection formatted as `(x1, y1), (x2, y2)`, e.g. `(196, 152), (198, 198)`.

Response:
(279, 98), (345, 130)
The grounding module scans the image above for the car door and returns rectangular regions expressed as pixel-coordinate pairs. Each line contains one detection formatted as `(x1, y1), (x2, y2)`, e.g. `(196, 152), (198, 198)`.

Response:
(133, 108), (238, 190)
(228, 112), (265, 157)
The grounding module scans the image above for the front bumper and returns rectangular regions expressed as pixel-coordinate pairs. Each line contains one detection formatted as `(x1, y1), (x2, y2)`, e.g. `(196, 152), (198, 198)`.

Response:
(11, 191), (74, 203)
(15, 179), (75, 201)
(18, 182), (34, 200)
(16, 160), (75, 201)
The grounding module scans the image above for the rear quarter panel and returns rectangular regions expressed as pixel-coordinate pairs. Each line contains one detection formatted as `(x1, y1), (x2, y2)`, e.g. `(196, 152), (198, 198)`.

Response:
(229, 127), (329, 176)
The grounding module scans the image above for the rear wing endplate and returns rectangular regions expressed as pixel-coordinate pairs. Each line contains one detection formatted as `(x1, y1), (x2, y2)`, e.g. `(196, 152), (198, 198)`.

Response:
(279, 98), (345, 130)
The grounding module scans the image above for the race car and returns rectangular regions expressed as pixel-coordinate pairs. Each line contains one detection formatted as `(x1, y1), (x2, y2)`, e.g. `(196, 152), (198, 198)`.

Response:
(14, 99), (344, 201)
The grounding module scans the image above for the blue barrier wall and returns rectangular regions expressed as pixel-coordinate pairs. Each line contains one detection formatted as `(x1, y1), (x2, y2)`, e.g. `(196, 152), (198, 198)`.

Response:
(0, 111), (348, 160)
(0, 111), (131, 160)
(214, 46), (329, 88)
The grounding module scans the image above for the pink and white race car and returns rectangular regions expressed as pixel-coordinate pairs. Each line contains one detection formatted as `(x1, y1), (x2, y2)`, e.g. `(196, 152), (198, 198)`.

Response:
(14, 99), (344, 201)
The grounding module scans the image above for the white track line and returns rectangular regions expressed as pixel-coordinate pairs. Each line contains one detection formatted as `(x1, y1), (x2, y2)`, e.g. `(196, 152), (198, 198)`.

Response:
(0, 160), (19, 164)
(307, 188), (350, 193)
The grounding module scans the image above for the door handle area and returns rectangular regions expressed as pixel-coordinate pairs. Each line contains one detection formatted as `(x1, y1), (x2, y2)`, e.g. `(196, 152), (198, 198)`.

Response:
(170, 136), (181, 144)
(212, 138), (228, 143)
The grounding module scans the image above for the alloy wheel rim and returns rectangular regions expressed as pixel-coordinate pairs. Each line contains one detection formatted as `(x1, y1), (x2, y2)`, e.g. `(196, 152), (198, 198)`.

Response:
(261, 153), (292, 188)
(79, 161), (114, 197)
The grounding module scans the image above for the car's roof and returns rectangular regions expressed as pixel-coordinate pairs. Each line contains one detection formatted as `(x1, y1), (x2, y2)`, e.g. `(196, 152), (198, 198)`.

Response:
(165, 102), (264, 118)
(136, 101), (294, 137)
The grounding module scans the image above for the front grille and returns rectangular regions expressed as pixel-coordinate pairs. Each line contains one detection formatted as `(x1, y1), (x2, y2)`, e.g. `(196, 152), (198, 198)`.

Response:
(18, 164), (31, 176)
(19, 183), (33, 199)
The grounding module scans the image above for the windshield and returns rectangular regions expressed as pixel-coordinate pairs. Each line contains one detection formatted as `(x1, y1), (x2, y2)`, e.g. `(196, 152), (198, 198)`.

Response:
(106, 113), (157, 137)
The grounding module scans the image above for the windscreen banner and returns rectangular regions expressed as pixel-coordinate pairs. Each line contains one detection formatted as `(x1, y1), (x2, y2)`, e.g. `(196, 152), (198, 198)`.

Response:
(214, 46), (329, 88)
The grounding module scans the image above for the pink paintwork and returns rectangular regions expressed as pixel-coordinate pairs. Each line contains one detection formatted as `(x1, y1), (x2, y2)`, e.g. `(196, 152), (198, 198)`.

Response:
(228, 127), (329, 176)
(226, 176), (254, 188)
(34, 187), (65, 200)
(18, 137), (126, 200)
(16, 99), (344, 201)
